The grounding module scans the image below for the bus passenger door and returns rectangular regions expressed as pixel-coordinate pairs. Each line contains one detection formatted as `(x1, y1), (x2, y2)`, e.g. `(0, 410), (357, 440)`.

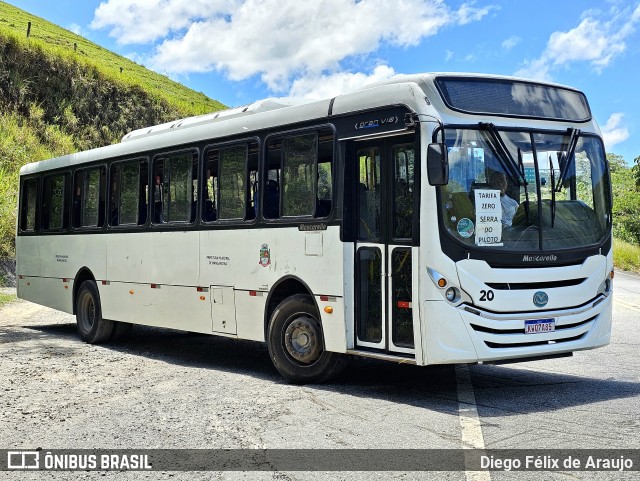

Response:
(352, 136), (417, 355)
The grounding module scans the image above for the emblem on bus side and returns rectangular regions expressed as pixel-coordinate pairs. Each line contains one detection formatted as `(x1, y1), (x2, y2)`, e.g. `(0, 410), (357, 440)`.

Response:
(533, 291), (549, 308)
(259, 244), (271, 267)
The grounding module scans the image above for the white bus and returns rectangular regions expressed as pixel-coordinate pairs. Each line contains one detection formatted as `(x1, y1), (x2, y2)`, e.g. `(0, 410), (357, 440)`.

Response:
(16, 73), (613, 383)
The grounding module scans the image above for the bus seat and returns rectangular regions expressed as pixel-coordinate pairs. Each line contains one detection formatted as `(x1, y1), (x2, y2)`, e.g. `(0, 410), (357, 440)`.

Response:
(264, 180), (279, 219)
(204, 199), (217, 221)
(316, 199), (331, 217)
(139, 204), (147, 225)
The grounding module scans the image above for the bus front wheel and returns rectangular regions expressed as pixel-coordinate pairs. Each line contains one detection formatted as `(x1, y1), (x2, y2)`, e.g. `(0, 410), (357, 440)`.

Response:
(76, 280), (114, 343)
(267, 294), (347, 384)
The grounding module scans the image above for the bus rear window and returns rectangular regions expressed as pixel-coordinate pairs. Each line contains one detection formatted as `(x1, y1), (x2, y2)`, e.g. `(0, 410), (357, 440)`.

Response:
(20, 178), (38, 232)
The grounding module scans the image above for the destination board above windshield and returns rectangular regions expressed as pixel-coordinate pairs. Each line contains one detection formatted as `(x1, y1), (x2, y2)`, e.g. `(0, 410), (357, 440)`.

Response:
(434, 76), (591, 122)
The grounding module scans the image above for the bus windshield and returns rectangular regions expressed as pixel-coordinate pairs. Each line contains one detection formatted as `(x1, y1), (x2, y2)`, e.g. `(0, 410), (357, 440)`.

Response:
(440, 128), (610, 251)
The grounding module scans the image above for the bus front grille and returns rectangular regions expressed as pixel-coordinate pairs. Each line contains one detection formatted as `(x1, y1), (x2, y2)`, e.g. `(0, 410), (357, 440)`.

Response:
(484, 333), (586, 349)
(468, 315), (598, 349)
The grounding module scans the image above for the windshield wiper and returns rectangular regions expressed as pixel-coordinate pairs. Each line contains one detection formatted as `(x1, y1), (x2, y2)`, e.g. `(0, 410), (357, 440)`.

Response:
(478, 123), (527, 187)
(554, 128), (580, 192)
(517, 147), (530, 223)
(549, 156), (556, 227)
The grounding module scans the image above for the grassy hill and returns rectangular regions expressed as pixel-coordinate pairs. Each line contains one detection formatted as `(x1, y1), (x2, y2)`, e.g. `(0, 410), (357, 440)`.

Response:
(0, 2), (223, 116)
(0, 2), (226, 263)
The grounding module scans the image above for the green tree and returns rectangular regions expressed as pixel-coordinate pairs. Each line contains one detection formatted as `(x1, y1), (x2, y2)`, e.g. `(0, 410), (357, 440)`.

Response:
(610, 154), (640, 244)
(633, 155), (640, 188)
(607, 153), (627, 173)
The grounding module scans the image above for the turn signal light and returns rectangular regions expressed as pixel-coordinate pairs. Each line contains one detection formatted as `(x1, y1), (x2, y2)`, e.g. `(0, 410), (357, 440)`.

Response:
(437, 278), (447, 288)
(324, 306), (334, 314)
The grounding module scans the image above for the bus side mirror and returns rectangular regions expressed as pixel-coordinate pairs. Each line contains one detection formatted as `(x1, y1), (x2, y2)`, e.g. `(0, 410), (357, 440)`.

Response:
(427, 143), (449, 186)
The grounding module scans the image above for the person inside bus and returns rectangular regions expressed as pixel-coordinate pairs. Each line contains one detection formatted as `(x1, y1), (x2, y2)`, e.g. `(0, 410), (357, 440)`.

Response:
(247, 179), (258, 220)
(154, 175), (163, 223)
(489, 171), (519, 226)
(203, 168), (217, 221)
(72, 185), (82, 227)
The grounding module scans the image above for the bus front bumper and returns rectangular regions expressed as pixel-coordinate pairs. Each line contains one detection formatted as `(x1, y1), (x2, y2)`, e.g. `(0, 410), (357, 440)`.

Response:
(423, 294), (612, 365)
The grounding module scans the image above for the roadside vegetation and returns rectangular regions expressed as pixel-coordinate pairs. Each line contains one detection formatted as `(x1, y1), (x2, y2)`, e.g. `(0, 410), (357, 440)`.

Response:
(0, 3), (222, 117)
(0, 292), (16, 307)
(0, 3), (225, 264)
(614, 238), (640, 273)
(609, 153), (640, 273)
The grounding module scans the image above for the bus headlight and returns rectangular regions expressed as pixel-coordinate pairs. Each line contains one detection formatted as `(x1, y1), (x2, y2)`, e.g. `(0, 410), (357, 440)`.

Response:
(445, 287), (459, 303)
(598, 274), (613, 296)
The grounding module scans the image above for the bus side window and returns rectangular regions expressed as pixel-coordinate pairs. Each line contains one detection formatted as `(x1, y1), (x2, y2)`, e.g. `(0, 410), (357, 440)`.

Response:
(73, 167), (106, 228)
(203, 149), (219, 222)
(266, 129), (334, 220)
(20, 178), (39, 232)
(109, 159), (147, 227)
(153, 151), (196, 224)
(282, 133), (317, 217)
(42, 173), (69, 231)
(246, 142), (259, 221)
(219, 144), (248, 220)
(316, 130), (334, 218)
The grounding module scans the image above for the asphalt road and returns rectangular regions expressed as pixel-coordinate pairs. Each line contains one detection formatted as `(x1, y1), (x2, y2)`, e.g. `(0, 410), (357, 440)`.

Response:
(0, 272), (639, 480)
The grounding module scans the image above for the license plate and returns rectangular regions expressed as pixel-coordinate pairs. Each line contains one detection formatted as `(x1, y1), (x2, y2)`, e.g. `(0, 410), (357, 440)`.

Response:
(524, 318), (555, 334)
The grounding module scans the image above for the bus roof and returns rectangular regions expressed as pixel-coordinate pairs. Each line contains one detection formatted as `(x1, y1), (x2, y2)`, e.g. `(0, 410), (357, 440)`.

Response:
(19, 72), (590, 176)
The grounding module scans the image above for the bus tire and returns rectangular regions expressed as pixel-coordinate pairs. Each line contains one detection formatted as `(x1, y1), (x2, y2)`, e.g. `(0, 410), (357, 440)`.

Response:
(267, 294), (347, 384)
(76, 280), (114, 344)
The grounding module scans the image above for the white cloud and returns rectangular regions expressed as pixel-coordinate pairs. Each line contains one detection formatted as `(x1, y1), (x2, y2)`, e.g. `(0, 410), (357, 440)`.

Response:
(445, 50), (454, 62)
(68, 23), (85, 36)
(601, 113), (630, 150)
(515, 5), (640, 80)
(288, 65), (396, 99)
(515, 57), (553, 82)
(455, 1), (497, 25)
(91, 0), (496, 93)
(546, 18), (624, 70)
(91, 0), (235, 45)
(502, 35), (520, 50)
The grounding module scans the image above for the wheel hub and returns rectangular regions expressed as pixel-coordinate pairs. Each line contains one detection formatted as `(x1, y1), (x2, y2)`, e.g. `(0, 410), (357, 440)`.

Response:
(79, 293), (95, 332)
(284, 316), (322, 364)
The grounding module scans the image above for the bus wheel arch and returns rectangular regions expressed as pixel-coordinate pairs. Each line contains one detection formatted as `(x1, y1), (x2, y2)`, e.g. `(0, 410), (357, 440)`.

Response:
(264, 276), (316, 340)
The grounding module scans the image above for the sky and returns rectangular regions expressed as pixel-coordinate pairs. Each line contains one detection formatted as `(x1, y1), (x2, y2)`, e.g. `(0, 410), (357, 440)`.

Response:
(7, 0), (640, 163)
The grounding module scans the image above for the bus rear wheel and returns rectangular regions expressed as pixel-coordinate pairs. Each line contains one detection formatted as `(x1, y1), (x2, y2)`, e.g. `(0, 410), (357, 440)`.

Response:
(267, 294), (347, 384)
(76, 280), (114, 343)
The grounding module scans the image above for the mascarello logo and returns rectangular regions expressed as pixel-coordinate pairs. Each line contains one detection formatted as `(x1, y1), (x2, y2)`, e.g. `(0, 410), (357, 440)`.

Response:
(533, 291), (549, 308)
